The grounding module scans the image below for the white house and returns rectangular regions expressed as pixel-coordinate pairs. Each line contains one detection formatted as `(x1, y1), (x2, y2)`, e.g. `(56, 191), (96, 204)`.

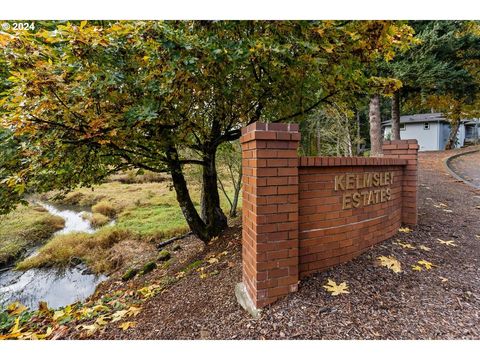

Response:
(382, 113), (480, 151)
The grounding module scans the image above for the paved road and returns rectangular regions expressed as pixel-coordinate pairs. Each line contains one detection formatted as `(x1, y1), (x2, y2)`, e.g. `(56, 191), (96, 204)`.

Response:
(448, 150), (480, 188)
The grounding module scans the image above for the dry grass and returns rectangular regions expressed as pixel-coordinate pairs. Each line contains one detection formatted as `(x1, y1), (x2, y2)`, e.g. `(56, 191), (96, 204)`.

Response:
(91, 201), (117, 218)
(80, 212), (111, 228)
(16, 227), (154, 274)
(91, 213), (111, 228)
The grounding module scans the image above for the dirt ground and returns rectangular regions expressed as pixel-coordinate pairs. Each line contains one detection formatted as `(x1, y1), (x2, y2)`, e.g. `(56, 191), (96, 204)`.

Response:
(88, 147), (480, 340)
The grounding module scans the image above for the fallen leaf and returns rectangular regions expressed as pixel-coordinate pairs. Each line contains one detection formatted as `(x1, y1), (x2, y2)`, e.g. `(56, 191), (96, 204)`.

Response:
(418, 260), (435, 270)
(118, 321), (137, 330)
(419, 245), (431, 251)
(395, 241), (416, 249)
(378, 256), (402, 273)
(125, 306), (141, 317)
(7, 302), (27, 316)
(411, 265), (423, 271)
(439, 277), (448, 282)
(323, 279), (349, 296)
(110, 310), (128, 323)
(199, 273), (208, 279)
(437, 239), (457, 247)
(76, 323), (99, 336)
(443, 209), (453, 213)
(207, 257), (219, 264)
(398, 227), (412, 233)
(95, 316), (108, 326)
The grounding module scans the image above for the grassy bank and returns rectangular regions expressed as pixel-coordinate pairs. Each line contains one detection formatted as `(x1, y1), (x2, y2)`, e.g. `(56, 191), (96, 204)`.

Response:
(0, 205), (65, 267)
(21, 174), (241, 274)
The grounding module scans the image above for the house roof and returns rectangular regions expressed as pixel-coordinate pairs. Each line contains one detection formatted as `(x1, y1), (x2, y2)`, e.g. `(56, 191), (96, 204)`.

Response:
(383, 113), (479, 126)
(382, 113), (447, 126)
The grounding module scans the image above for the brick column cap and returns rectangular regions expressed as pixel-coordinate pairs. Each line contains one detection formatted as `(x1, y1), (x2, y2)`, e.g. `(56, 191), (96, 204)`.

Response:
(241, 122), (300, 135)
(383, 139), (418, 145)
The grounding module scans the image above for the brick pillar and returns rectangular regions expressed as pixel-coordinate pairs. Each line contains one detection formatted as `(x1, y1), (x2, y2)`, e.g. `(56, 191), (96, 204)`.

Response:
(382, 139), (419, 226)
(239, 122), (300, 308)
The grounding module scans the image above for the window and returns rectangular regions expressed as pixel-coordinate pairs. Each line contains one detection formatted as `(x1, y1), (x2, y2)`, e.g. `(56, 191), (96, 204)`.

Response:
(400, 123), (406, 131)
(423, 122), (430, 130)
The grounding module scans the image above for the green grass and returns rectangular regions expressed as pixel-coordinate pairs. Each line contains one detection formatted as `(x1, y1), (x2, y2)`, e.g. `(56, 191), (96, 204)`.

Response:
(116, 204), (190, 238)
(0, 205), (65, 267)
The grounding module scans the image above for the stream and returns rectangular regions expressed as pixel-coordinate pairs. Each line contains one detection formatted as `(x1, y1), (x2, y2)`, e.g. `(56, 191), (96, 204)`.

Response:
(0, 202), (107, 310)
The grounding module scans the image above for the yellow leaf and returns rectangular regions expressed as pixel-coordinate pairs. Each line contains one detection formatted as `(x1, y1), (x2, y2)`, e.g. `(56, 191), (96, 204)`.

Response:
(411, 265), (423, 271)
(437, 239), (457, 247)
(10, 317), (21, 334)
(323, 279), (349, 296)
(92, 304), (110, 313)
(418, 260), (435, 270)
(110, 310), (128, 323)
(126, 306), (141, 317)
(398, 227), (412, 233)
(53, 310), (65, 321)
(419, 245), (431, 251)
(199, 273), (208, 279)
(395, 242), (416, 249)
(95, 316), (108, 326)
(207, 257), (219, 264)
(80, 20), (87, 29)
(119, 321), (137, 330)
(7, 302), (27, 315)
(378, 256), (402, 273)
(76, 323), (99, 336)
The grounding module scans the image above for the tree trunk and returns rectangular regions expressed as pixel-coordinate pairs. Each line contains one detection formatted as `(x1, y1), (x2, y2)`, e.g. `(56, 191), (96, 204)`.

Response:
(445, 119), (461, 150)
(166, 147), (211, 243)
(445, 104), (462, 150)
(229, 164), (242, 218)
(316, 121), (322, 156)
(369, 94), (383, 156)
(201, 149), (228, 236)
(356, 111), (361, 155)
(391, 91), (401, 141)
(166, 145), (227, 243)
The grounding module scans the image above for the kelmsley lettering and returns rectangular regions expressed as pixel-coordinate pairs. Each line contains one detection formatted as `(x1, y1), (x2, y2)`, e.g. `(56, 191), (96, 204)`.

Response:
(334, 172), (394, 209)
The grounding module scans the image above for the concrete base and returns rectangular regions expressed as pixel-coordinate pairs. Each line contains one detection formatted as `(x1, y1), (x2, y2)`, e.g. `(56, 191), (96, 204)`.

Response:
(235, 282), (262, 319)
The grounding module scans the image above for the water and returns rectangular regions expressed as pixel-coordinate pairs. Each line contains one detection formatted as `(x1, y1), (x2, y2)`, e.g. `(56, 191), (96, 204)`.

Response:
(0, 202), (107, 310)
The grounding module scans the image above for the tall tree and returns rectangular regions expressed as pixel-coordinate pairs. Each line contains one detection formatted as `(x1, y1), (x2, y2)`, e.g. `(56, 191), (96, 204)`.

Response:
(369, 94), (383, 155)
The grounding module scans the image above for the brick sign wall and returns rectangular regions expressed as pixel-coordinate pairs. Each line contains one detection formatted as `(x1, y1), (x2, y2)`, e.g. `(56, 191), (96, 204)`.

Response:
(239, 122), (419, 309)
